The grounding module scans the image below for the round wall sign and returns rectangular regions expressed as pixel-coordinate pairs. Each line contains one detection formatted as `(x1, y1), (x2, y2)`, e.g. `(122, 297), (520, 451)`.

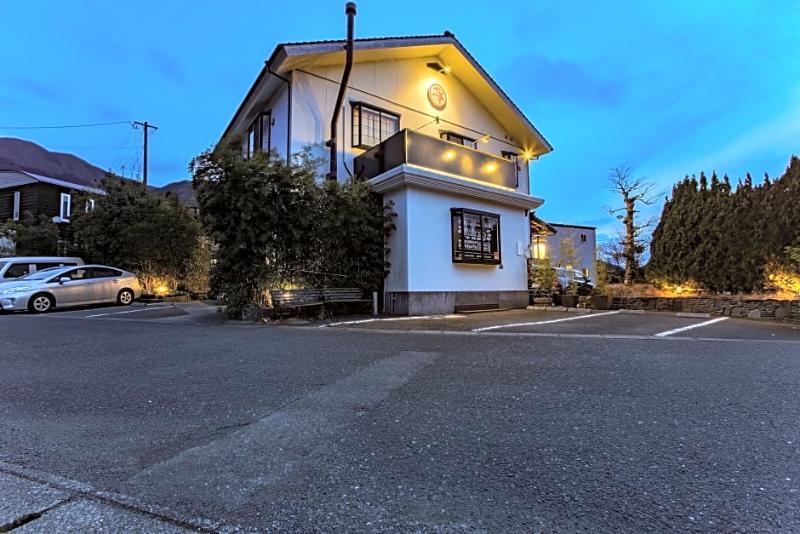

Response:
(427, 83), (447, 111)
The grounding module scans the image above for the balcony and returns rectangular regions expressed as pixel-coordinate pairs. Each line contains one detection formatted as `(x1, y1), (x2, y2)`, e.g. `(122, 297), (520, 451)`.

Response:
(354, 129), (518, 190)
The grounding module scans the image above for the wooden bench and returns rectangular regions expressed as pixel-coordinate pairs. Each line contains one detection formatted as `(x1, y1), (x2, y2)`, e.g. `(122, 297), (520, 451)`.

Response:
(322, 288), (373, 315)
(322, 288), (372, 305)
(270, 288), (323, 317)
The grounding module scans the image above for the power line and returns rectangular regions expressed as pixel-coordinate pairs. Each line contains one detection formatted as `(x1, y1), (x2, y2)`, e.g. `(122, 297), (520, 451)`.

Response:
(0, 121), (131, 130)
(110, 125), (137, 174)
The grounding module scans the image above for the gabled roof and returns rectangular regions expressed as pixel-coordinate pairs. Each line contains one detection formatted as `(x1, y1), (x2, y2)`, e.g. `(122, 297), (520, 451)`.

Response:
(223, 33), (552, 156)
(0, 169), (106, 195)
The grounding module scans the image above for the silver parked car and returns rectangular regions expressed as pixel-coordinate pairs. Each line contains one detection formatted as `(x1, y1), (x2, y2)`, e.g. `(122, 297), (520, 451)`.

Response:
(0, 256), (84, 283)
(0, 265), (141, 313)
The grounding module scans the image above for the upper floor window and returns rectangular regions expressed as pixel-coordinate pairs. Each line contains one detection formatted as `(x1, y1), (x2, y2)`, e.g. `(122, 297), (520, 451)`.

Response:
(59, 193), (71, 221)
(441, 131), (477, 149)
(242, 111), (272, 159)
(580, 233), (587, 243)
(245, 122), (256, 159)
(12, 191), (20, 221)
(501, 151), (518, 164)
(352, 102), (400, 149)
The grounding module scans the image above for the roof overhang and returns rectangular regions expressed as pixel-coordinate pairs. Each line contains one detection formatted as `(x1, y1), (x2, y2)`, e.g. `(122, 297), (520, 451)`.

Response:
(530, 214), (558, 235)
(0, 170), (105, 195)
(222, 35), (553, 157)
(368, 164), (544, 210)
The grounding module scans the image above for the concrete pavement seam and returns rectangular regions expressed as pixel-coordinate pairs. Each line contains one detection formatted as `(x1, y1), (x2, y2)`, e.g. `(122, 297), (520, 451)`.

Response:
(0, 493), (76, 532)
(0, 462), (230, 533)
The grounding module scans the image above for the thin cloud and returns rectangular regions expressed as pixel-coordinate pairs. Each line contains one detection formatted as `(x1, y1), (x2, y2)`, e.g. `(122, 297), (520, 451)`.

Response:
(147, 49), (187, 85)
(0, 77), (66, 103)
(502, 54), (624, 107)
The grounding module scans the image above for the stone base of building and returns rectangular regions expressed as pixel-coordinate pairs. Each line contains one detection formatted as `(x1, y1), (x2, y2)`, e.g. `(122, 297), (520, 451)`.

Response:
(384, 290), (528, 315)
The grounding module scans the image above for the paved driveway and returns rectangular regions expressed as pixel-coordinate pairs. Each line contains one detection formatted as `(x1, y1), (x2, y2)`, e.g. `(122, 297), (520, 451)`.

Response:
(1, 307), (799, 531)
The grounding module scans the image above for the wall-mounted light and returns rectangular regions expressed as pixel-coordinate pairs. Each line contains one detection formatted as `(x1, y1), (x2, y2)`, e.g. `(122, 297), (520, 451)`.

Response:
(426, 62), (451, 75)
(480, 134), (491, 143)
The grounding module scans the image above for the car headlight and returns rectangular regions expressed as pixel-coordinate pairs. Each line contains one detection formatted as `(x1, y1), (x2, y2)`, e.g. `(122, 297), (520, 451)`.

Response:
(1, 286), (32, 294)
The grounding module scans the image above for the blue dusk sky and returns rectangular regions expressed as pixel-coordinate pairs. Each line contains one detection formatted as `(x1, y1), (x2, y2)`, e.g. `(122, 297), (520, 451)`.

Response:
(1, 1), (798, 241)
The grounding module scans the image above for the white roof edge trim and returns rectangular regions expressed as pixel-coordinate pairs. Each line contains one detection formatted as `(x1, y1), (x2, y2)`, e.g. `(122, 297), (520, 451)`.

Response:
(367, 164), (544, 210)
(0, 170), (106, 195)
(280, 36), (453, 57)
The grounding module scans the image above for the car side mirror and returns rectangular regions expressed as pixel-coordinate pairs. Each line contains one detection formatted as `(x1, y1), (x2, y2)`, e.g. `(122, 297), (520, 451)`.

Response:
(59, 277), (70, 284)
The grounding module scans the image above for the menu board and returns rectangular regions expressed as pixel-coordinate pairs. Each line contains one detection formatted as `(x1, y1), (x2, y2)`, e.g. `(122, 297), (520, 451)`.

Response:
(451, 208), (501, 264)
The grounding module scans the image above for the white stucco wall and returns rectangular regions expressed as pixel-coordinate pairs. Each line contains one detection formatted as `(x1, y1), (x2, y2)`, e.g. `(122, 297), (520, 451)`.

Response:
(384, 186), (530, 293)
(289, 57), (531, 192)
(264, 86), (290, 157)
(383, 187), (408, 292)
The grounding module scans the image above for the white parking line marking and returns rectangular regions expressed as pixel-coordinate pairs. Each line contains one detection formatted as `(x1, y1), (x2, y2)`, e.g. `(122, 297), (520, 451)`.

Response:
(84, 305), (173, 318)
(472, 310), (620, 332)
(654, 317), (728, 337)
(322, 314), (464, 328)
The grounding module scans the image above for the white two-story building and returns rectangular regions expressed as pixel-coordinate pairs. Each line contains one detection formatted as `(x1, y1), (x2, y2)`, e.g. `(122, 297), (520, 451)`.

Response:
(222, 25), (552, 314)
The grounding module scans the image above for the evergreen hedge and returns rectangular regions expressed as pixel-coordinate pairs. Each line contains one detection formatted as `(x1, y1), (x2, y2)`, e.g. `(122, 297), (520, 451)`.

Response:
(648, 156), (800, 292)
(191, 145), (395, 318)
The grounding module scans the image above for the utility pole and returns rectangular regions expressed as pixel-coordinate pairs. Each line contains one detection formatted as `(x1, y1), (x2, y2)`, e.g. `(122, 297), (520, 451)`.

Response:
(132, 121), (158, 186)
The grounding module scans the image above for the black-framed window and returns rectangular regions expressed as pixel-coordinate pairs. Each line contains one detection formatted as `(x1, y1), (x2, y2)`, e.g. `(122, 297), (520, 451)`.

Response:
(351, 102), (400, 149)
(245, 121), (256, 159)
(243, 111), (271, 159)
(451, 208), (501, 265)
(441, 131), (477, 149)
(259, 111), (272, 153)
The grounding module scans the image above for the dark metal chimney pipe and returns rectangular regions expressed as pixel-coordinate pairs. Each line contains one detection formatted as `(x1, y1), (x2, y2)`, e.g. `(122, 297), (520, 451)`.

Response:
(326, 2), (356, 181)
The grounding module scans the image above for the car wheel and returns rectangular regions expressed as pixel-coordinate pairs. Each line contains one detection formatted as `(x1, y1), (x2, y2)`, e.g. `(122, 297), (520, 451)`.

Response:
(117, 289), (135, 306)
(28, 293), (55, 313)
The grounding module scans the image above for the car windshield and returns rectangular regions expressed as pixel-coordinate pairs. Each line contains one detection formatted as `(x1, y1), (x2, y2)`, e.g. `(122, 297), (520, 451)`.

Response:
(18, 267), (70, 281)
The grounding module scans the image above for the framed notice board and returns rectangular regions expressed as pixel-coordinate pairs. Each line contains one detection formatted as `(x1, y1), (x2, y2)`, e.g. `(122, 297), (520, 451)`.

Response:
(451, 208), (501, 265)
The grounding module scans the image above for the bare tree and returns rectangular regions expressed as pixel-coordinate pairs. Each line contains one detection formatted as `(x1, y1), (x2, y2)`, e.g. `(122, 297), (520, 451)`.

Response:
(608, 166), (659, 285)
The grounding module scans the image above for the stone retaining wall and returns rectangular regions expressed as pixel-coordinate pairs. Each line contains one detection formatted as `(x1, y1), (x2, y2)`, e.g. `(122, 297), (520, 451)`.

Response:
(611, 296), (800, 323)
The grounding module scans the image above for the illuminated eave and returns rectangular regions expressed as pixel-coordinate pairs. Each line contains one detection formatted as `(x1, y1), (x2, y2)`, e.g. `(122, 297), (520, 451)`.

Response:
(368, 164), (545, 210)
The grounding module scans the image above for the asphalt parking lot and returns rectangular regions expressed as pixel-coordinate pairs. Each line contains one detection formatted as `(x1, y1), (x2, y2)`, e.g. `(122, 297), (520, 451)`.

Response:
(2, 305), (800, 531)
(322, 307), (800, 341)
(2, 301), (224, 324)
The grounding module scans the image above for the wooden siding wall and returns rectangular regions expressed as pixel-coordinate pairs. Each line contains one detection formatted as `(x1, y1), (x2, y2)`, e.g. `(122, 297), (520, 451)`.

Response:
(0, 183), (74, 222)
(0, 184), (40, 222)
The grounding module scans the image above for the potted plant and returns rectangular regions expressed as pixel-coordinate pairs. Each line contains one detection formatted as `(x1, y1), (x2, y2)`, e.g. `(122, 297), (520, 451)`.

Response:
(560, 289), (579, 307)
(590, 257), (612, 310)
(528, 258), (556, 306)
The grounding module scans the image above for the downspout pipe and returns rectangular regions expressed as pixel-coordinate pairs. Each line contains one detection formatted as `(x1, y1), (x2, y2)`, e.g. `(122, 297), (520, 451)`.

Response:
(326, 2), (356, 181)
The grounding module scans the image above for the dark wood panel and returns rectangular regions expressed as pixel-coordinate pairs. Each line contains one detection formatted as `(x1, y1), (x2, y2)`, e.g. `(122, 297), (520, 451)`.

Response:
(0, 184), (40, 222)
